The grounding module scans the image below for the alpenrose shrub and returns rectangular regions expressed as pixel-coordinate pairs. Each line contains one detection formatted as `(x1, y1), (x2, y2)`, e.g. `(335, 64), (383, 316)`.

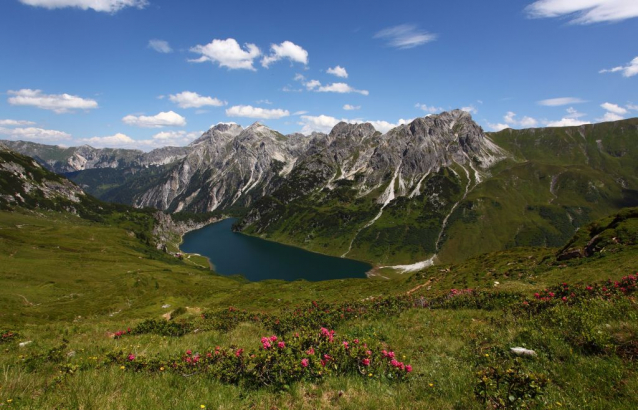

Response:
(107, 327), (412, 389)
(513, 274), (638, 317)
(1, 330), (19, 344)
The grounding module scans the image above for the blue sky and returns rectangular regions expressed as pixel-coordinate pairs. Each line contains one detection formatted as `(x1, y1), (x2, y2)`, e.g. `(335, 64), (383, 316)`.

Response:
(0, 0), (637, 150)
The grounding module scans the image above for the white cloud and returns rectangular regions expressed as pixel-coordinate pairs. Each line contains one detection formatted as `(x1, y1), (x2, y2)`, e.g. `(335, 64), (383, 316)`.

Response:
(0, 126), (72, 142)
(148, 39), (172, 54)
(256, 99), (273, 105)
(503, 111), (538, 128)
(367, 119), (413, 133)
(122, 111), (186, 128)
(304, 80), (368, 95)
(189, 38), (261, 71)
(292, 111), (308, 116)
(327, 65), (348, 78)
(543, 107), (591, 127)
(226, 105), (290, 119)
(595, 102), (628, 122)
(628, 104), (638, 111)
(298, 115), (347, 134)
(596, 112), (624, 122)
(169, 91), (226, 109)
(80, 133), (136, 147)
(546, 118), (590, 127)
(526, 0), (638, 24)
(461, 105), (478, 115)
(261, 41), (308, 68)
(78, 130), (202, 150)
(565, 107), (587, 118)
(343, 104), (361, 111)
(487, 122), (510, 132)
(298, 115), (411, 135)
(304, 80), (322, 90)
(600, 57), (638, 77)
(8, 89), (98, 113)
(19, 0), (147, 13)
(415, 103), (442, 114)
(0, 119), (35, 126)
(600, 102), (628, 115)
(147, 130), (201, 146)
(374, 24), (437, 49)
(538, 97), (587, 106)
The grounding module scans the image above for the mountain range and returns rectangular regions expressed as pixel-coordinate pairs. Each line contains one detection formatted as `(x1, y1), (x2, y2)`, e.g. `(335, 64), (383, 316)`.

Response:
(3, 110), (637, 266)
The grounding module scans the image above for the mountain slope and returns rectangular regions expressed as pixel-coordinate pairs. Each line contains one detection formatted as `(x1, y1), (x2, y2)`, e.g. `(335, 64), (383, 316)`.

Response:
(4, 115), (638, 266)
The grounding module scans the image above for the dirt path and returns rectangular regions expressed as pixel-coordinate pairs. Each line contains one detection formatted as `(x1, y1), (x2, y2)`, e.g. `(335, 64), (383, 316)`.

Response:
(406, 278), (435, 295)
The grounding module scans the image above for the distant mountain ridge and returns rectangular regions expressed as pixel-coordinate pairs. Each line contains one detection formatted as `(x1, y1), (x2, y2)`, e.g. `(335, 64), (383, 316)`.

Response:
(3, 112), (638, 265)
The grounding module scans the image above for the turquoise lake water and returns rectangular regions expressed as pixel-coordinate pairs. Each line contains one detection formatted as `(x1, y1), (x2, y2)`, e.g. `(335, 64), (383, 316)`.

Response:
(180, 218), (371, 282)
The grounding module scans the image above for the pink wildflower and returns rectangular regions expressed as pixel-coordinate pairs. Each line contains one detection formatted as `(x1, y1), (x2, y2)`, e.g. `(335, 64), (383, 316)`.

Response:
(362, 358), (370, 366)
(235, 349), (243, 357)
(127, 354), (135, 361)
(278, 342), (286, 349)
(406, 365), (412, 373)
(270, 335), (278, 342)
(343, 341), (349, 349)
(186, 349), (192, 356)
(306, 347), (315, 355)
(301, 358), (309, 368)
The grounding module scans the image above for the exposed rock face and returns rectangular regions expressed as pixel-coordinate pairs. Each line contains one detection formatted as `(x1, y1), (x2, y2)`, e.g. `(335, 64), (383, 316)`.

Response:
(237, 110), (506, 231)
(3, 110), (506, 215)
(0, 140), (190, 173)
(0, 144), (86, 211)
(135, 122), (309, 212)
(152, 211), (220, 251)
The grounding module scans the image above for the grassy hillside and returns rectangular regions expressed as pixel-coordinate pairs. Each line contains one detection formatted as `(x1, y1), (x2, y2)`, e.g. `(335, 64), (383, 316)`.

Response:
(1, 205), (636, 409)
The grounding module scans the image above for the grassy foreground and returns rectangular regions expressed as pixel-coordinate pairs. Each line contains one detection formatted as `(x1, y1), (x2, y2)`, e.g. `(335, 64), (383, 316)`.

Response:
(0, 208), (637, 409)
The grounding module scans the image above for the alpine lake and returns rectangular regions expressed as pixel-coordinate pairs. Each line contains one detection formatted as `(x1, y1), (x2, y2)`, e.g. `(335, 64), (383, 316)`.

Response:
(180, 218), (371, 281)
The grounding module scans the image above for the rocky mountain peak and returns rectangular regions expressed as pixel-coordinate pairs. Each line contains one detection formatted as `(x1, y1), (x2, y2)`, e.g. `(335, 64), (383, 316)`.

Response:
(329, 122), (378, 141)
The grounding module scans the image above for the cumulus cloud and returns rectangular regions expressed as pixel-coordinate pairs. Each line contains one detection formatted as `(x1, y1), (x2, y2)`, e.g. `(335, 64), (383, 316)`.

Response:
(546, 118), (590, 127)
(8, 89), (98, 113)
(487, 122), (510, 132)
(148, 39), (172, 53)
(596, 112), (624, 122)
(600, 102), (628, 115)
(596, 102), (628, 122)
(78, 130), (202, 150)
(298, 115), (348, 134)
(599, 57), (638, 77)
(303, 80), (368, 95)
(18, 0), (147, 13)
(343, 104), (360, 111)
(538, 97), (587, 106)
(0, 119), (35, 126)
(80, 133), (136, 147)
(327, 66), (348, 78)
(226, 105), (290, 119)
(503, 111), (538, 128)
(544, 107), (591, 127)
(374, 24), (437, 49)
(565, 107), (587, 119)
(189, 38), (261, 70)
(261, 41), (308, 68)
(366, 119), (413, 133)
(525, 0), (638, 24)
(0, 126), (72, 142)
(122, 111), (186, 128)
(298, 115), (411, 135)
(461, 105), (478, 115)
(415, 103), (442, 114)
(169, 91), (226, 109)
